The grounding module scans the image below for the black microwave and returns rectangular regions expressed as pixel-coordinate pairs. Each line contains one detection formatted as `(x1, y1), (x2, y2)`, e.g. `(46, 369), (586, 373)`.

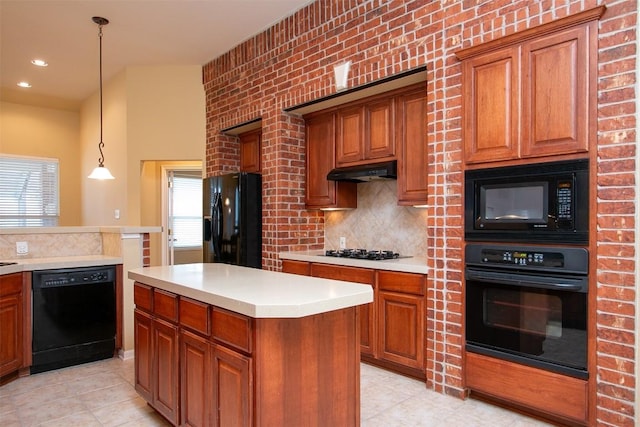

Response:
(464, 159), (589, 244)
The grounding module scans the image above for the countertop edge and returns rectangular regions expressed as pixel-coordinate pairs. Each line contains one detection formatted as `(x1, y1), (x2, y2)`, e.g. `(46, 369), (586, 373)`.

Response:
(128, 264), (373, 319)
(279, 251), (429, 275)
(0, 255), (123, 274)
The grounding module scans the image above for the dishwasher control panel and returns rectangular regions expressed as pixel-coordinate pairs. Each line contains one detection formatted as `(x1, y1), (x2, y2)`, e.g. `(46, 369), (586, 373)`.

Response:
(33, 266), (115, 289)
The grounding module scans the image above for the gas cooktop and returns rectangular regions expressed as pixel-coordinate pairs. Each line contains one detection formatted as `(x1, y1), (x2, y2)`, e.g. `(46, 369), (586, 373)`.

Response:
(324, 249), (401, 260)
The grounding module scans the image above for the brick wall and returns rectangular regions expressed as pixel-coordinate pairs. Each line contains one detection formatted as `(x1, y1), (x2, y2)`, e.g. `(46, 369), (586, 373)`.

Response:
(202, 0), (638, 425)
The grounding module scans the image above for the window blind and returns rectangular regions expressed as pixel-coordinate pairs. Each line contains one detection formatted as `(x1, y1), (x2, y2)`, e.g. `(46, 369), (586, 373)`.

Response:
(171, 173), (202, 248)
(0, 155), (59, 227)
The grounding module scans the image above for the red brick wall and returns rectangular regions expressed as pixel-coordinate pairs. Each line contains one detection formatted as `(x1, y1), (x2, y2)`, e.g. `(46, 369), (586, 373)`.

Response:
(203, 0), (638, 424)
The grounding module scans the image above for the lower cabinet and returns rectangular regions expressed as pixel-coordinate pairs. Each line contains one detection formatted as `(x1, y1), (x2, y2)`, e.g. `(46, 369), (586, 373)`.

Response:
(0, 273), (24, 379)
(134, 283), (253, 427)
(282, 261), (426, 377)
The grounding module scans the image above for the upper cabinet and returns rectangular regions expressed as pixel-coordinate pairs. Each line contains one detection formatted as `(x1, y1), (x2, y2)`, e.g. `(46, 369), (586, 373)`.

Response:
(305, 113), (357, 209)
(336, 99), (395, 167)
(456, 7), (603, 166)
(239, 129), (261, 173)
(304, 83), (427, 208)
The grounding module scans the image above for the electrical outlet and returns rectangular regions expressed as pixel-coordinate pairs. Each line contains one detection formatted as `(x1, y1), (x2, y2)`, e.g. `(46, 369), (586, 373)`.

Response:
(114, 209), (120, 219)
(339, 237), (347, 249)
(16, 241), (28, 255)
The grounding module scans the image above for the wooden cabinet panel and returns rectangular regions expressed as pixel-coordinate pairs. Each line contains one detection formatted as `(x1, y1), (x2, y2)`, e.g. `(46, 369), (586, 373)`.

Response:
(180, 297), (210, 337)
(154, 289), (178, 322)
(521, 25), (590, 157)
(378, 270), (425, 295)
(378, 291), (424, 369)
(134, 309), (153, 402)
(365, 98), (395, 160)
(305, 113), (357, 209)
(466, 351), (588, 424)
(0, 273), (23, 378)
(181, 330), (211, 427)
(212, 344), (252, 427)
(462, 46), (520, 164)
(281, 260), (311, 276)
(336, 106), (364, 165)
(240, 129), (261, 173)
(153, 317), (180, 425)
(396, 86), (428, 205)
(212, 307), (253, 355)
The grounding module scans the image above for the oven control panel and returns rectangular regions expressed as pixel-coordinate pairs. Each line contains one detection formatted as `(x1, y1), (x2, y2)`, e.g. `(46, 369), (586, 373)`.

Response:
(480, 248), (564, 268)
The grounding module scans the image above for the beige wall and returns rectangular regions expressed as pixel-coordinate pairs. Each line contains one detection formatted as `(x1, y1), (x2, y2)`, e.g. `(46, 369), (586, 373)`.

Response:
(0, 102), (82, 225)
(80, 65), (206, 228)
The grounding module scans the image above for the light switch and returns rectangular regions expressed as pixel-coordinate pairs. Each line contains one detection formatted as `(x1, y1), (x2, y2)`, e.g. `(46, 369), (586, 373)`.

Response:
(114, 209), (120, 219)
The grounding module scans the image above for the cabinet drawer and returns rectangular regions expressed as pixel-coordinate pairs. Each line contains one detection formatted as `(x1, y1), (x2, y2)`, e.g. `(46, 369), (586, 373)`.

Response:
(212, 307), (252, 354)
(281, 260), (310, 276)
(311, 263), (374, 284)
(378, 271), (425, 295)
(0, 273), (22, 296)
(134, 282), (153, 312)
(179, 297), (210, 336)
(154, 289), (178, 322)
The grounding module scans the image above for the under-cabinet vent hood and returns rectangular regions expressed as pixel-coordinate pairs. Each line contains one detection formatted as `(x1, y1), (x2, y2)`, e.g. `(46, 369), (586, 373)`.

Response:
(327, 160), (397, 182)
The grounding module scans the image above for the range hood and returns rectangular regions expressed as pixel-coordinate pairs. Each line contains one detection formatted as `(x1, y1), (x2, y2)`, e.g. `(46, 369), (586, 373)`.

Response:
(327, 160), (397, 182)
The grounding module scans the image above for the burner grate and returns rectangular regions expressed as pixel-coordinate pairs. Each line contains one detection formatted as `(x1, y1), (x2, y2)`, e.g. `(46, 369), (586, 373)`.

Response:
(325, 249), (400, 260)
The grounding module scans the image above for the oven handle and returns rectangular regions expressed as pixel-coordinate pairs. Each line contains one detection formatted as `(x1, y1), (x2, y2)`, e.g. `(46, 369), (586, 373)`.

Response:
(465, 268), (587, 292)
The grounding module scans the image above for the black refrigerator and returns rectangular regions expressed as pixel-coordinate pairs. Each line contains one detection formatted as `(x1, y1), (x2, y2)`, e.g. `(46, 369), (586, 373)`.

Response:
(203, 172), (262, 268)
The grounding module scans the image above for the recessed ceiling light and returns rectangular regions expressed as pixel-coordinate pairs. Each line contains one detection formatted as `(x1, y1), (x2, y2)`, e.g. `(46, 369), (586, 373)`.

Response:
(31, 59), (48, 67)
(17, 81), (32, 88)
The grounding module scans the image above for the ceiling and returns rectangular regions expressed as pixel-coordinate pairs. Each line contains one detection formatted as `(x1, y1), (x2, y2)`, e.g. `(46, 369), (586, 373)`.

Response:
(0, 0), (312, 107)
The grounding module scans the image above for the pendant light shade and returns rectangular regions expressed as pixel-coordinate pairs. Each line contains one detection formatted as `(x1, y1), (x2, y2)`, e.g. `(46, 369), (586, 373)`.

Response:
(88, 16), (114, 180)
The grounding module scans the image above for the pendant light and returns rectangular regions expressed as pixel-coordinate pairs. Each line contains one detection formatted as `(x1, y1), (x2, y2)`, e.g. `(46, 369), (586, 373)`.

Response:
(88, 16), (115, 180)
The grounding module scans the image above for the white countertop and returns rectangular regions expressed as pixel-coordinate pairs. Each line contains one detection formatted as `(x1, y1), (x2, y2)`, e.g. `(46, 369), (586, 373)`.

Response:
(128, 263), (373, 319)
(0, 255), (123, 274)
(0, 226), (161, 235)
(279, 250), (429, 275)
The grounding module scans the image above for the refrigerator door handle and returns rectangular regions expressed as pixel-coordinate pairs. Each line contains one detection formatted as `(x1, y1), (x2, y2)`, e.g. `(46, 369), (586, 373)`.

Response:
(203, 216), (212, 242)
(212, 192), (223, 261)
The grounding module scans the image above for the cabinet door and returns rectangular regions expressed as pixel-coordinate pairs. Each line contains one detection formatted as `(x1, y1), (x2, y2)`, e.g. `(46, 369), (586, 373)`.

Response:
(521, 25), (590, 157)
(396, 87), (428, 205)
(181, 330), (211, 427)
(336, 106), (364, 165)
(462, 46), (520, 164)
(240, 129), (261, 173)
(134, 309), (153, 402)
(211, 344), (252, 427)
(311, 264), (376, 357)
(0, 274), (22, 377)
(378, 290), (425, 369)
(153, 317), (180, 426)
(305, 113), (356, 209)
(365, 98), (395, 160)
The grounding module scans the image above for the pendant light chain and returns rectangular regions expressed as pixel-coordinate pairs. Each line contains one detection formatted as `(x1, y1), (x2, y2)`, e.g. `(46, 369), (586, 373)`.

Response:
(97, 21), (105, 167)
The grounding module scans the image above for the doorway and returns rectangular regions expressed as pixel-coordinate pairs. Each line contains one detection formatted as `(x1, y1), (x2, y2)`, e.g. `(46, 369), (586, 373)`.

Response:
(161, 164), (203, 265)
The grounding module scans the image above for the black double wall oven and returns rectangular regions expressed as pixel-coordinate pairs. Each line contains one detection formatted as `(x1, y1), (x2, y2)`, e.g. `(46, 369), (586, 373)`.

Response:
(464, 159), (590, 379)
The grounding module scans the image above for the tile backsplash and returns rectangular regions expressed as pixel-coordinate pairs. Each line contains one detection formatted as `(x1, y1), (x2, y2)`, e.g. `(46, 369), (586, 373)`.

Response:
(0, 233), (102, 260)
(324, 180), (428, 257)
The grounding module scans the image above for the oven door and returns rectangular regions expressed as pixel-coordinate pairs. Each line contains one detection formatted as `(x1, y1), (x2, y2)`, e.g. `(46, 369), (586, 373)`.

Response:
(465, 267), (588, 379)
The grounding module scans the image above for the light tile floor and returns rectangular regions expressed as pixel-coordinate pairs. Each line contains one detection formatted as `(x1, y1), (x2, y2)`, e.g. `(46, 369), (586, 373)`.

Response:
(0, 357), (554, 426)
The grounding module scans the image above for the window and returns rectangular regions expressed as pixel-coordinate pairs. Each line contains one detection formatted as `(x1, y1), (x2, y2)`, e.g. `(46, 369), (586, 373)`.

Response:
(0, 155), (59, 227)
(171, 172), (202, 248)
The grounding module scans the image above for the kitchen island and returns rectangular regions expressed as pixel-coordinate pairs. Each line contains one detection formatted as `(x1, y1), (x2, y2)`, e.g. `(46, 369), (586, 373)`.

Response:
(128, 263), (373, 427)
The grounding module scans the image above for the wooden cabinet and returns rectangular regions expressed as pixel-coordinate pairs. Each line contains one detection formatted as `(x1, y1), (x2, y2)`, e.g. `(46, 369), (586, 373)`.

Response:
(239, 129), (261, 173)
(180, 330), (210, 427)
(284, 261), (426, 377)
(310, 263), (376, 357)
(336, 100), (395, 167)
(211, 344), (252, 427)
(0, 273), (24, 378)
(457, 16), (598, 165)
(133, 285), (180, 425)
(396, 85), (427, 205)
(305, 113), (357, 209)
(377, 271), (425, 370)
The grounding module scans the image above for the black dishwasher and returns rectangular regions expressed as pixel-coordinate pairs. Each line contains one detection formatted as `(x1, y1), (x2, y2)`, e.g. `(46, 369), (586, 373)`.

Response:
(32, 265), (116, 374)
